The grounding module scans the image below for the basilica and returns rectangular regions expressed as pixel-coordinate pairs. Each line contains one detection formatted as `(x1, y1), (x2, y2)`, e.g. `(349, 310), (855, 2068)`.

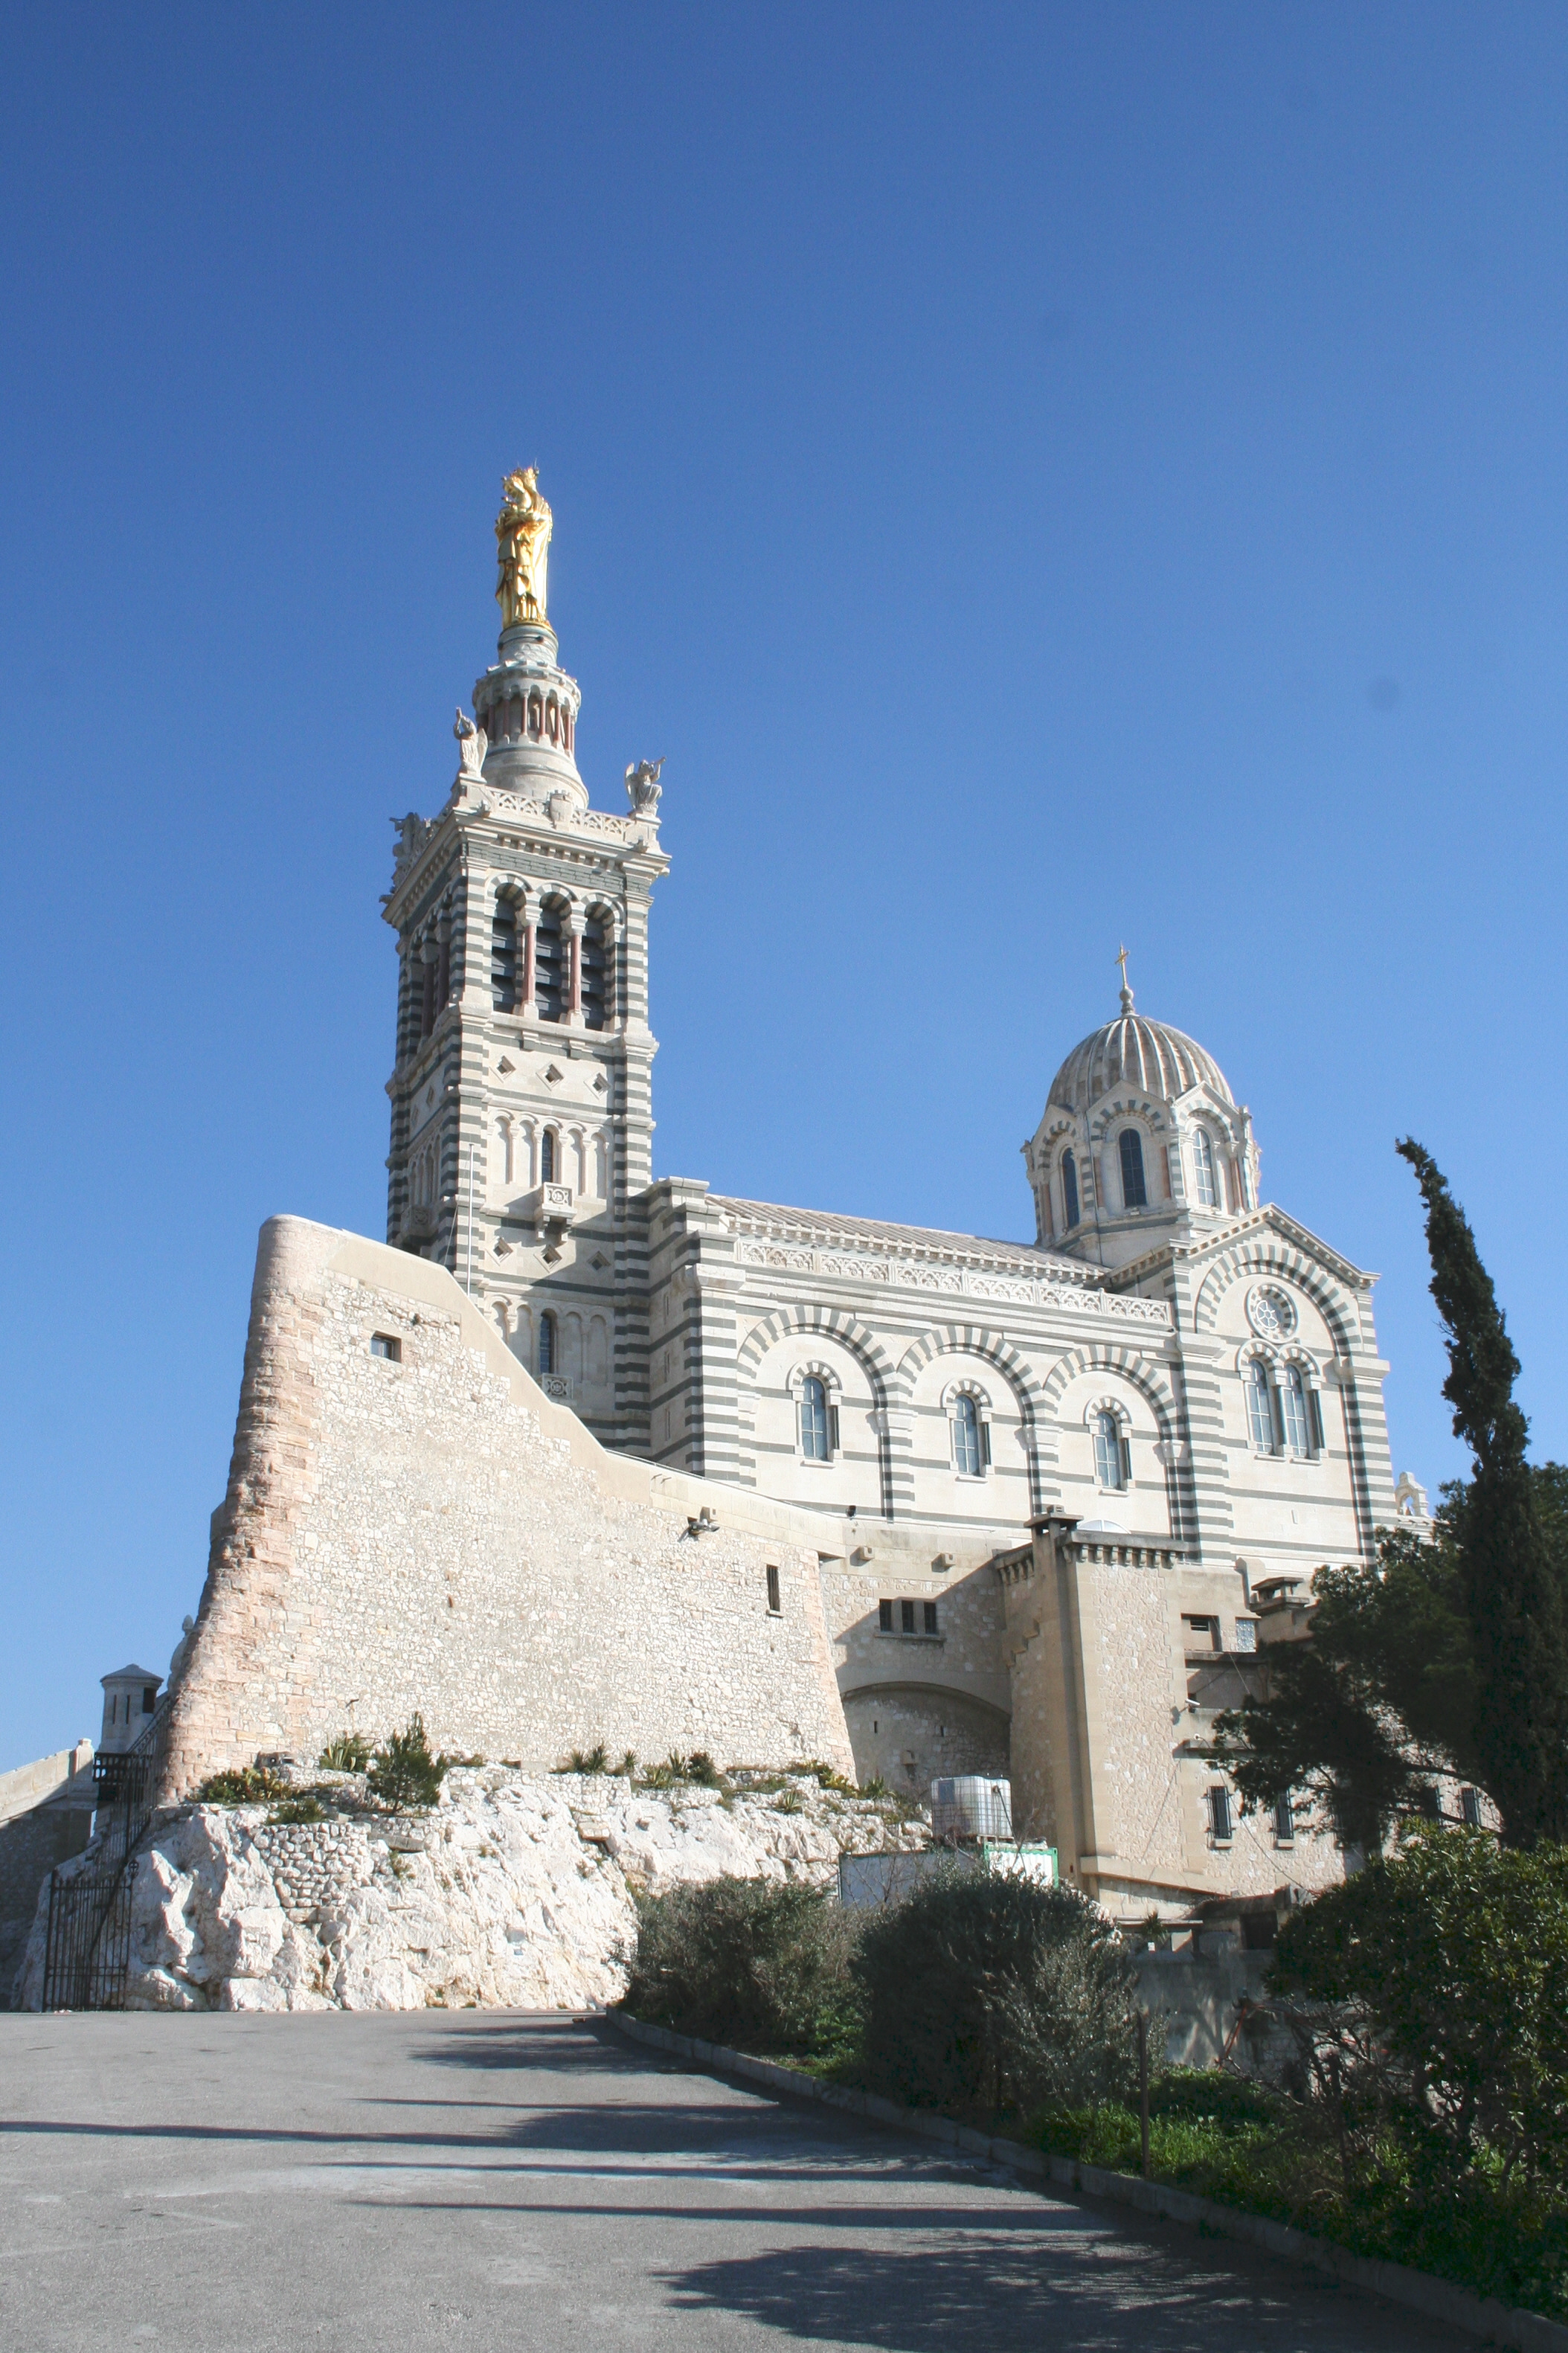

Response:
(372, 475), (1407, 1913)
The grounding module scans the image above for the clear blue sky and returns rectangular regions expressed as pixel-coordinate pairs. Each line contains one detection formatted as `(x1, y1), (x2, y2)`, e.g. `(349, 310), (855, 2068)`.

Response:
(3, 4), (1565, 1769)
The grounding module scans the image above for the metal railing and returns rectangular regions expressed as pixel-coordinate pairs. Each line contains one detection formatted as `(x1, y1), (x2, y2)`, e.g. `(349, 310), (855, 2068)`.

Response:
(41, 1701), (169, 2011)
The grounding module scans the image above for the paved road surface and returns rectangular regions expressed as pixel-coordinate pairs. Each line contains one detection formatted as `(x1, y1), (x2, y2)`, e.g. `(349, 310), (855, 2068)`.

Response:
(1, 2012), (1477, 2352)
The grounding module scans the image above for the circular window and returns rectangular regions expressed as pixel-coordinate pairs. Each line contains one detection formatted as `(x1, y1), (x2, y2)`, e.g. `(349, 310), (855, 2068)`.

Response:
(1246, 1285), (1296, 1340)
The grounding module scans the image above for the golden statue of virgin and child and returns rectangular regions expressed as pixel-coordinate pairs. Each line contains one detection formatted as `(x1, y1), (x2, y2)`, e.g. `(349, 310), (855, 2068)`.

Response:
(495, 466), (552, 628)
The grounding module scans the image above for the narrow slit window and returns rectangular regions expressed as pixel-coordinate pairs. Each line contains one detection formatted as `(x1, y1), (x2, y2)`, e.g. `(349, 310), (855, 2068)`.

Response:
(1061, 1149), (1080, 1228)
(538, 1313), (556, 1377)
(1119, 1128), (1148, 1209)
(952, 1394), (983, 1477)
(539, 1129), (556, 1184)
(765, 1564), (781, 1616)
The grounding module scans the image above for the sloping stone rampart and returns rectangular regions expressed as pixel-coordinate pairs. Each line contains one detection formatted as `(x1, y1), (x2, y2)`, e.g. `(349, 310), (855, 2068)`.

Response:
(158, 1218), (854, 1798)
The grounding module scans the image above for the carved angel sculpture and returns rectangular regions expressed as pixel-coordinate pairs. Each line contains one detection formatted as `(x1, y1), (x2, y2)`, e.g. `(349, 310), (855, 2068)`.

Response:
(454, 707), (488, 779)
(625, 757), (665, 815)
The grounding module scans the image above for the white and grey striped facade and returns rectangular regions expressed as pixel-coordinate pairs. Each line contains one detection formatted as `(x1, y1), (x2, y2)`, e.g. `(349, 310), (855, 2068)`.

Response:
(380, 537), (1404, 1915)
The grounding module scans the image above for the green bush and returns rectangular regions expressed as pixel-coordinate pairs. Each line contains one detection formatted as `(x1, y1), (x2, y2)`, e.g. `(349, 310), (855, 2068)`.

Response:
(567, 1744), (610, 1774)
(366, 1715), (449, 1812)
(853, 1869), (1142, 2118)
(268, 1793), (327, 1824)
(195, 1764), (289, 1805)
(641, 1750), (727, 1791)
(1272, 1827), (1568, 2191)
(318, 1730), (372, 1772)
(622, 1875), (858, 2055)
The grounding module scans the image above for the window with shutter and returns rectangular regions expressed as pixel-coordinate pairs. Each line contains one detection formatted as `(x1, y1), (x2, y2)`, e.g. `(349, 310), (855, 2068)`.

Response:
(1209, 1786), (1234, 1842)
(580, 918), (609, 1030)
(490, 902), (518, 1011)
(534, 904), (564, 1020)
(1273, 1792), (1294, 1843)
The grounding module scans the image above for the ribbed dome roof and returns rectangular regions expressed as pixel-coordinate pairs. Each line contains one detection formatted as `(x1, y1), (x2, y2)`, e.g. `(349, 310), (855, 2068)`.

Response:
(1047, 992), (1234, 1116)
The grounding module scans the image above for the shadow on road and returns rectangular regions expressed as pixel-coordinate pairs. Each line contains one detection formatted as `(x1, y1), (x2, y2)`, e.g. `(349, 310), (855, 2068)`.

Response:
(663, 2232), (1362, 2352)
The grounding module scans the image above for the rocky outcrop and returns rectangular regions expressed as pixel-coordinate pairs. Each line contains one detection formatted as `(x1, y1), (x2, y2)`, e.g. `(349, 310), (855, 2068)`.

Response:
(13, 1768), (928, 2014)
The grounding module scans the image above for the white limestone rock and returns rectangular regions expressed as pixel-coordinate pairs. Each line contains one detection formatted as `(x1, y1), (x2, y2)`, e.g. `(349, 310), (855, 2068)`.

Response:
(16, 1767), (927, 2015)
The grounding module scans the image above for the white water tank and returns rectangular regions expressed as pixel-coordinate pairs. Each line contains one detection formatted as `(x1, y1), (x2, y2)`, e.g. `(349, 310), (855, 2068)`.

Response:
(930, 1776), (1012, 1843)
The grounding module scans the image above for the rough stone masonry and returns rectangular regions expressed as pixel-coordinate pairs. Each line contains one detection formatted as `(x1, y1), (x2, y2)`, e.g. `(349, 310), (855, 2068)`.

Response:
(157, 1216), (858, 1800)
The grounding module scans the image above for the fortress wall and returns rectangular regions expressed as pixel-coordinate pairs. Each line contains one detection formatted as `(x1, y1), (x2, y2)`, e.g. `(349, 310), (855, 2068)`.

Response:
(158, 1217), (854, 1799)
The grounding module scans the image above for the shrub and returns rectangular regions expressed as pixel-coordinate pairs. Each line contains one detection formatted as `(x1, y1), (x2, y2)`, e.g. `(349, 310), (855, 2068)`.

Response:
(567, 1744), (610, 1775)
(318, 1730), (372, 1773)
(854, 1869), (1142, 2118)
(366, 1715), (449, 1811)
(195, 1765), (289, 1805)
(622, 1875), (858, 2055)
(268, 1793), (326, 1824)
(641, 1750), (727, 1791)
(1272, 1826), (1568, 2192)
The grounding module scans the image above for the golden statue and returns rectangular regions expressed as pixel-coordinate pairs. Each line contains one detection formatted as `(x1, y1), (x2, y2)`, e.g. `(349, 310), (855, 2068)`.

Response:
(495, 466), (552, 628)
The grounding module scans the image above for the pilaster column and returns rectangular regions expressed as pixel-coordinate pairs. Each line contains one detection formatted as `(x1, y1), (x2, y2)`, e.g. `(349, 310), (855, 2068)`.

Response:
(436, 909), (452, 1009)
(564, 908), (585, 1025)
(518, 887), (537, 1015)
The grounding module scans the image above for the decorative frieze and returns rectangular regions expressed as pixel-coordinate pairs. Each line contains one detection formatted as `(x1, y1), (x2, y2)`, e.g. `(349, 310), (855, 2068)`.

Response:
(731, 1235), (1172, 1326)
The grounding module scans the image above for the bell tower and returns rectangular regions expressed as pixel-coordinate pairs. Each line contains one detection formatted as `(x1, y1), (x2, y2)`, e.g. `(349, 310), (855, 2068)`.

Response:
(382, 472), (669, 1453)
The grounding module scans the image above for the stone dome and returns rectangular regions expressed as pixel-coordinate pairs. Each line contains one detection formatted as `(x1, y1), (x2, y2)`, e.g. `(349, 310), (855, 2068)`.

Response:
(1047, 992), (1234, 1116)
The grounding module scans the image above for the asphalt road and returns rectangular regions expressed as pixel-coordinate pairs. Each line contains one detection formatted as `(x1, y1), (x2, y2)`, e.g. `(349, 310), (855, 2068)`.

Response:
(1, 2012), (1477, 2352)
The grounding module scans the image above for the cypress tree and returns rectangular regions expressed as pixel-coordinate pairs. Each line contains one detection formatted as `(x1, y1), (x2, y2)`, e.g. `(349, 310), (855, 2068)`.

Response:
(1397, 1140), (1568, 1846)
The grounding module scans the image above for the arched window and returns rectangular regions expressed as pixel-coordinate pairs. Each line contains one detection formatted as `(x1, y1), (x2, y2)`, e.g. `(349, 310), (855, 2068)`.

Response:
(951, 1393), (983, 1477)
(1191, 1127), (1218, 1208)
(581, 917), (609, 1031)
(1093, 1410), (1127, 1489)
(799, 1375), (831, 1462)
(538, 1313), (556, 1378)
(1119, 1128), (1148, 1209)
(539, 1129), (556, 1184)
(1061, 1150), (1079, 1229)
(1282, 1364), (1311, 1456)
(534, 904), (564, 1020)
(491, 901), (518, 1012)
(1246, 1358), (1277, 1453)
